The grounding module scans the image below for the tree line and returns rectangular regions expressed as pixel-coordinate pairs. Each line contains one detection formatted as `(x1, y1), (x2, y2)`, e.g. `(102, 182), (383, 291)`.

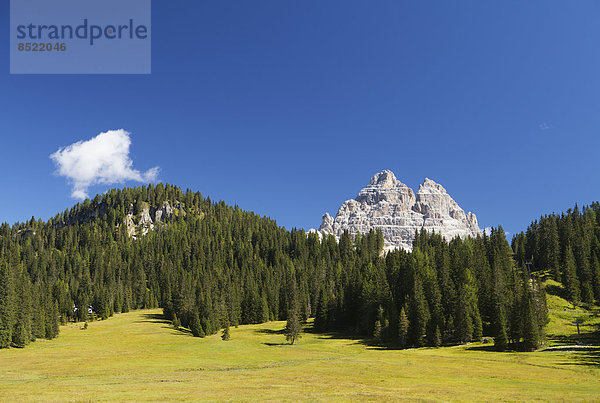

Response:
(0, 183), (548, 351)
(512, 202), (600, 305)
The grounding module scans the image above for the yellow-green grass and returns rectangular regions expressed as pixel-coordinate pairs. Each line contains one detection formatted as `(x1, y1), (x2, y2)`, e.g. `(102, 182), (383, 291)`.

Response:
(1, 309), (600, 401)
(545, 279), (600, 346)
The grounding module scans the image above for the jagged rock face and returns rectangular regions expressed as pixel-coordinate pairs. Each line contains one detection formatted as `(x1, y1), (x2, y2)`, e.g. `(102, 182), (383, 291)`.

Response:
(126, 201), (181, 238)
(318, 170), (481, 251)
(154, 201), (174, 223)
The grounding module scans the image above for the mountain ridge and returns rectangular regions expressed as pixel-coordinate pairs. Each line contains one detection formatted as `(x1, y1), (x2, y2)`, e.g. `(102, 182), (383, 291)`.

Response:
(316, 170), (481, 250)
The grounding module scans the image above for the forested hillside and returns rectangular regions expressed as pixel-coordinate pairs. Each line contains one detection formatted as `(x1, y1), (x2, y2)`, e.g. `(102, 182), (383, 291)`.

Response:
(512, 203), (600, 305)
(0, 184), (547, 351)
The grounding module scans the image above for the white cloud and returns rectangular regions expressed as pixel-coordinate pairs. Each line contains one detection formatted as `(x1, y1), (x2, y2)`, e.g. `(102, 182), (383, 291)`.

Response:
(50, 129), (159, 199)
(539, 122), (552, 130)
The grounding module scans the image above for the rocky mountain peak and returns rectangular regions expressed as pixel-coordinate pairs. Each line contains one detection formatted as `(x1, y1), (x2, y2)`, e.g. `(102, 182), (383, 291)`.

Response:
(317, 170), (481, 251)
(418, 178), (447, 194)
(356, 170), (415, 207)
(368, 170), (401, 188)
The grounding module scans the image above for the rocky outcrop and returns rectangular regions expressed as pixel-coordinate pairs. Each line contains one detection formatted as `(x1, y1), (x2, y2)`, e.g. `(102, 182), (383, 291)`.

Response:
(317, 170), (481, 251)
(125, 201), (180, 238)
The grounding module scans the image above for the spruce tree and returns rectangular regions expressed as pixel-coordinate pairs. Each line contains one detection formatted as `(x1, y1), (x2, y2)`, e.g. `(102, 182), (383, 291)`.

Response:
(373, 305), (385, 342)
(12, 318), (29, 348)
(591, 254), (600, 302)
(562, 245), (581, 303)
(522, 285), (540, 351)
(172, 313), (181, 330)
(190, 313), (204, 337)
(373, 320), (382, 342)
(398, 307), (409, 348)
(408, 277), (428, 347)
(472, 307), (483, 341)
(314, 287), (329, 331)
(285, 303), (302, 345)
(13, 271), (32, 346)
(0, 261), (14, 348)
(455, 286), (473, 344)
(441, 315), (454, 344)
(492, 300), (508, 351)
(433, 325), (442, 348)
(221, 321), (230, 341)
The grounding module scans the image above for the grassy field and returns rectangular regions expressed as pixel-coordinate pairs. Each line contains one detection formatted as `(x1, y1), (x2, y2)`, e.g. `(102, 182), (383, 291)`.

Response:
(545, 279), (600, 346)
(1, 306), (600, 401)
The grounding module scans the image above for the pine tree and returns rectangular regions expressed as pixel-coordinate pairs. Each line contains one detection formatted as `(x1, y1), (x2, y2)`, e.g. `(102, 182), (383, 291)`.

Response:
(533, 278), (548, 345)
(12, 318), (29, 348)
(444, 315), (455, 344)
(0, 261), (14, 348)
(562, 245), (581, 303)
(489, 232), (512, 351)
(373, 320), (382, 342)
(433, 325), (442, 348)
(314, 286), (329, 331)
(408, 277), (428, 347)
(398, 307), (409, 348)
(492, 300), (508, 351)
(472, 306), (483, 341)
(591, 254), (600, 302)
(522, 285), (540, 351)
(455, 285), (473, 344)
(31, 288), (45, 340)
(12, 271), (32, 347)
(44, 298), (59, 339)
(221, 321), (230, 341)
(373, 305), (385, 342)
(190, 313), (204, 337)
(285, 303), (302, 345)
(172, 313), (181, 330)
(547, 219), (561, 280)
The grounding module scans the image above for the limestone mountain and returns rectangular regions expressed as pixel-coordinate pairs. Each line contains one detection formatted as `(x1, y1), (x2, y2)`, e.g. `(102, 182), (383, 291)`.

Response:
(317, 170), (482, 250)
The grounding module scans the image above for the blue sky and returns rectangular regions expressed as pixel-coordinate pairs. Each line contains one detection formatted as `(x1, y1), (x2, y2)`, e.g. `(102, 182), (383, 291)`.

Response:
(1, 0), (600, 238)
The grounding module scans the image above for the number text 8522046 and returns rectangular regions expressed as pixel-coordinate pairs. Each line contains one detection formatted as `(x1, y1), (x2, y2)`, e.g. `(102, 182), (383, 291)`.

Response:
(17, 43), (67, 52)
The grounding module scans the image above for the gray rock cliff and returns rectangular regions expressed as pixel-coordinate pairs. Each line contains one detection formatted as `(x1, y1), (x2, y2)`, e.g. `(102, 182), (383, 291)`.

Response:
(317, 170), (481, 251)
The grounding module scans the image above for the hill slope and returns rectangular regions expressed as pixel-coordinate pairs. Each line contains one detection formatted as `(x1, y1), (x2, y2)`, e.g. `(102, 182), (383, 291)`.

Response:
(0, 309), (599, 401)
(1, 183), (549, 353)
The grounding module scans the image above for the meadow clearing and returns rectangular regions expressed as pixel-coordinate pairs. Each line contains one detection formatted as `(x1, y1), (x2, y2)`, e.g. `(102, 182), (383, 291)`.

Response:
(1, 290), (600, 402)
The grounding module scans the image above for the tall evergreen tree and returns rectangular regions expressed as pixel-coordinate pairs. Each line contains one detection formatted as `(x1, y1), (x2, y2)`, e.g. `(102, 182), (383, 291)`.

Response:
(285, 303), (302, 345)
(190, 312), (205, 338)
(521, 281), (541, 351)
(562, 245), (581, 303)
(0, 261), (14, 348)
(408, 277), (429, 347)
(221, 321), (230, 341)
(398, 306), (409, 348)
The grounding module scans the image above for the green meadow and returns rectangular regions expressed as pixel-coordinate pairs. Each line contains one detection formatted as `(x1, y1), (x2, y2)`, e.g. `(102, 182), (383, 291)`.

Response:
(1, 290), (600, 402)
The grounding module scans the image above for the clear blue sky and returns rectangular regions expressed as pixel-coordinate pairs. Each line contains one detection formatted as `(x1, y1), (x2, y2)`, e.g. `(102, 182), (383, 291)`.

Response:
(1, 1), (600, 238)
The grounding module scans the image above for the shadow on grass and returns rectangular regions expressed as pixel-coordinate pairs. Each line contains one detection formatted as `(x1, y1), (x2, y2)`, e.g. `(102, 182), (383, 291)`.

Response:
(255, 328), (286, 335)
(173, 328), (193, 336)
(137, 312), (171, 325)
(463, 344), (498, 352)
(545, 283), (568, 300)
(550, 347), (600, 367)
(303, 325), (399, 350)
(263, 342), (289, 346)
(548, 318), (600, 346)
(137, 312), (193, 336)
(547, 330), (600, 367)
